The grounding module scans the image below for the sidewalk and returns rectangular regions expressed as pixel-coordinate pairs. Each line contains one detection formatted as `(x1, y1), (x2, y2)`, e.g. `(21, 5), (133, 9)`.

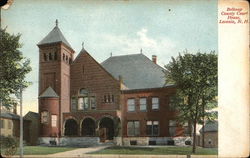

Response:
(11, 145), (110, 158)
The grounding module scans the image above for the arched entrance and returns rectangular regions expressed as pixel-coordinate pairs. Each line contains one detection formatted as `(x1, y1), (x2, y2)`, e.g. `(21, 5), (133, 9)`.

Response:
(64, 119), (78, 136)
(81, 118), (96, 136)
(99, 117), (114, 142)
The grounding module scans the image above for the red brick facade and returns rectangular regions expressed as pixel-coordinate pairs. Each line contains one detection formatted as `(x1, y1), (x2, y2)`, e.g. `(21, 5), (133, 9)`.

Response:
(38, 42), (74, 137)
(37, 25), (190, 146)
(121, 87), (182, 137)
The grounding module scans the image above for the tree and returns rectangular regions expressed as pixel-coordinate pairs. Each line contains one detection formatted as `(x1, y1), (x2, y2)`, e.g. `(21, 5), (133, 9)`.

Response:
(165, 51), (217, 153)
(0, 28), (31, 109)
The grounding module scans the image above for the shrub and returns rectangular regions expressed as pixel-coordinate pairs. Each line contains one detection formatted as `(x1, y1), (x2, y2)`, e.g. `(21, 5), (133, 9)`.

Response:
(185, 140), (191, 145)
(0, 136), (18, 156)
(167, 140), (175, 145)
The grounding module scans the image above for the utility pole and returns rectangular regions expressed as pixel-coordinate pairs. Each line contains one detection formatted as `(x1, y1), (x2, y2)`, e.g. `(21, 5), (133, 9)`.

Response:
(0, 7), (3, 158)
(19, 87), (23, 157)
(0, 98), (2, 157)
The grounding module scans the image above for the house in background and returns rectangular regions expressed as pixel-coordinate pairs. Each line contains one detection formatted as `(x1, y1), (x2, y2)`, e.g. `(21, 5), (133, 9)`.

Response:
(37, 20), (192, 146)
(0, 111), (30, 143)
(0, 106), (39, 145)
(197, 121), (218, 148)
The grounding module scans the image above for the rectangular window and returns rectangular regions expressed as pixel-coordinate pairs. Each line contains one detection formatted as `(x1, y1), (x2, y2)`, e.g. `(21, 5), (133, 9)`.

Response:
(51, 115), (57, 127)
(139, 98), (147, 111)
(127, 99), (135, 112)
(78, 98), (84, 110)
(169, 96), (175, 111)
(127, 121), (140, 136)
(169, 120), (176, 137)
(83, 97), (89, 110)
(8, 120), (11, 129)
(90, 97), (96, 110)
(146, 121), (159, 136)
(0, 119), (4, 129)
(152, 97), (159, 110)
(71, 97), (77, 111)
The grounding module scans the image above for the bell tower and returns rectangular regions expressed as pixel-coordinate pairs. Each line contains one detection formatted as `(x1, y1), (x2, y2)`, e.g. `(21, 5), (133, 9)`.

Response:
(37, 20), (74, 139)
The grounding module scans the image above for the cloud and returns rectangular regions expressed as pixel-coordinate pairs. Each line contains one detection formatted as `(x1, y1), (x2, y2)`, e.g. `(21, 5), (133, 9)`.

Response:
(94, 28), (177, 66)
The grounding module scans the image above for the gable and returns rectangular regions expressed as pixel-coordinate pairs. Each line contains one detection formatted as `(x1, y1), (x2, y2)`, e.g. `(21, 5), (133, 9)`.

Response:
(70, 50), (120, 96)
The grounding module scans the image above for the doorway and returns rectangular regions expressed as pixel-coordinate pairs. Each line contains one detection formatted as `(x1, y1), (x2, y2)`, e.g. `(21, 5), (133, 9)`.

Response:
(99, 117), (114, 142)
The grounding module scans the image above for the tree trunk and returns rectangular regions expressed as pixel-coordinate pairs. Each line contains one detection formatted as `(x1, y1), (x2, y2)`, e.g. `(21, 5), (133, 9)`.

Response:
(192, 120), (197, 153)
(202, 103), (205, 147)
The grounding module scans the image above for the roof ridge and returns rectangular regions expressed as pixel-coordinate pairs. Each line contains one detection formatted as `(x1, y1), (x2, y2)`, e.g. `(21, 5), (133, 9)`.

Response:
(110, 53), (142, 58)
(101, 53), (143, 65)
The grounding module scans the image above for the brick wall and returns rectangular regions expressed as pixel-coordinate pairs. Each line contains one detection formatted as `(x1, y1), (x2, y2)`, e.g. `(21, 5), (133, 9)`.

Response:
(121, 87), (184, 137)
(39, 98), (59, 137)
(38, 42), (74, 137)
(70, 51), (121, 111)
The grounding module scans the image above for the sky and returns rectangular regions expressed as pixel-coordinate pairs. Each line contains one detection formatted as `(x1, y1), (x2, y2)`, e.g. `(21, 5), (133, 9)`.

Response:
(2, 0), (218, 114)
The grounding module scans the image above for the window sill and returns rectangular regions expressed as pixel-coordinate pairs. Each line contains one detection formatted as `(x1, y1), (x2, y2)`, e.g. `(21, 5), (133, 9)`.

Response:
(151, 109), (159, 111)
(127, 111), (137, 113)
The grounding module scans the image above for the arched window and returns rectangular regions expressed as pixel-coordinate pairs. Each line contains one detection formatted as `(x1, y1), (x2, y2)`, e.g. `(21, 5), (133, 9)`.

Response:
(43, 53), (47, 61)
(54, 52), (57, 60)
(49, 53), (52, 60)
(66, 56), (68, 63)
(63, 54), (65, 61)
(108, 95), (111, 103)
(104, 95), (106, 103)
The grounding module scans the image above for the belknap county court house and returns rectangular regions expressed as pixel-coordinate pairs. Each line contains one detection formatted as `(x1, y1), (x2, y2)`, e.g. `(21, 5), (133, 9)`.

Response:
(37, 21), (192, 146)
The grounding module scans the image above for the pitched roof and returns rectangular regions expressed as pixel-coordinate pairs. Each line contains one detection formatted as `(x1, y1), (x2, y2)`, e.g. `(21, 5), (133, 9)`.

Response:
(38, 25), (72, 49)
(39, 86), (59, 98)
(24, 111), (39, 119)
(0, 112), (20, 120)
(0, 112), (29, 121)
(101, 54), (169, 90)
(200, 121), (218, 133)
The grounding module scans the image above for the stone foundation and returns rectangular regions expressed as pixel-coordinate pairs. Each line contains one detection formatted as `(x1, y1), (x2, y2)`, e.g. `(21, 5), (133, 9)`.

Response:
(38, 136), (192, 146)
(38, 137), (100, 146)
(120, 137), (192, 146)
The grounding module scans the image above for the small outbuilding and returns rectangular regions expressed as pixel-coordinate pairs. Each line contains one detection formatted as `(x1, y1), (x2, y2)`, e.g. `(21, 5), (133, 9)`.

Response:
(198, 121), (218, 148)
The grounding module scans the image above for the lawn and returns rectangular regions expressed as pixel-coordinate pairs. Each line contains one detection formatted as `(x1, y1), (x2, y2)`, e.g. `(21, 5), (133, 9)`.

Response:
(1, 146), (78, 155)
(89, 146), (218, 155)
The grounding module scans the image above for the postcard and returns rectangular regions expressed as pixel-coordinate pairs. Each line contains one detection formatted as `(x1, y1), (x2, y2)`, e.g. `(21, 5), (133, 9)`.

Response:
(0, 0), (249, 157)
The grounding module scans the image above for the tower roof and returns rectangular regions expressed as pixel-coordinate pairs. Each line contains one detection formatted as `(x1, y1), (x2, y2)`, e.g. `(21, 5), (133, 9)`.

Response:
(38, 20), (72, 49)
(39, 86), (59, 98)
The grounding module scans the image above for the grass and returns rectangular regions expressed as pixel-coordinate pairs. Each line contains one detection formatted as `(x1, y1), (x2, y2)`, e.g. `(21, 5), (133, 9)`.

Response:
(89, 146), (218, 155)
(1, 146), (78, 155)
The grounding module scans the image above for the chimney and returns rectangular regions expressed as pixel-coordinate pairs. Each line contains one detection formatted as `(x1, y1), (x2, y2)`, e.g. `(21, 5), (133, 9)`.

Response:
(152, 55), (157, 64)
(118, 75), (123, 84)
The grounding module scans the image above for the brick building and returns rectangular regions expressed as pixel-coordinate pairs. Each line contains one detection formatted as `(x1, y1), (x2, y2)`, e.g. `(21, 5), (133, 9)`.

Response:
(37, 21), (191, 146)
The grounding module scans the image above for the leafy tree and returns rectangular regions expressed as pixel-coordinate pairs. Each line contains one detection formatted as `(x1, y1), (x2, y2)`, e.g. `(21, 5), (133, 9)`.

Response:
(0, 28), (31, 109)
(165, 51), (217, 153)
